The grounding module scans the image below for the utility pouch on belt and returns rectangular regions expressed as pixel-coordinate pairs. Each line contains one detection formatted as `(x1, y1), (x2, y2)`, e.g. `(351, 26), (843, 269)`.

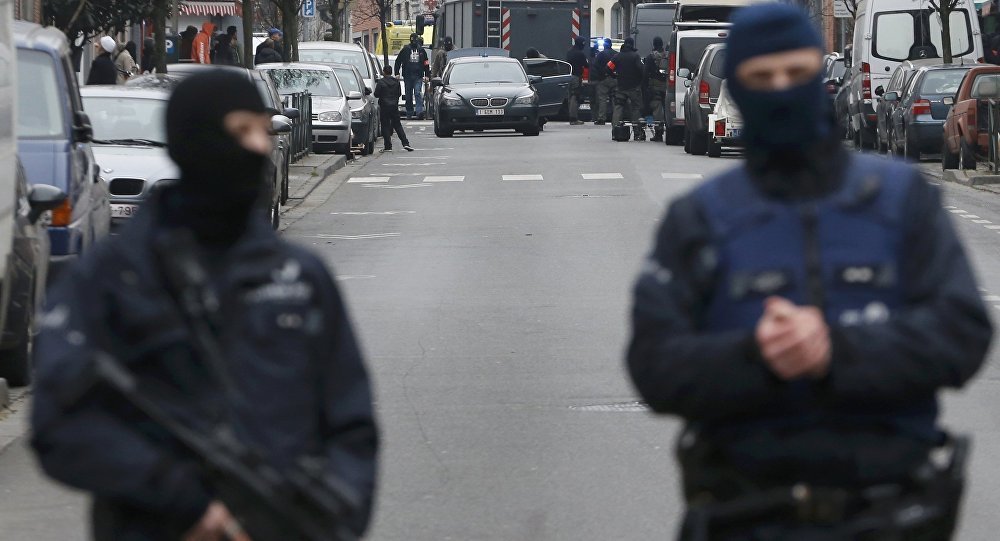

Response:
(675, 430), (970, 541)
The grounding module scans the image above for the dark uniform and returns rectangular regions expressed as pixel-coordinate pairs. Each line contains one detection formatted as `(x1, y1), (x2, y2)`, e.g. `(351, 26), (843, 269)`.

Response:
(591, 40), (617, 125)
(375, 74), (411, 151)
(643, 37), (667, 141)
(566, 37), (589, 125)
(608, 37), (645, 140)
(31, 70), (379, 540)
(394, 34), (431, 119)
(627, 5), (991, 539)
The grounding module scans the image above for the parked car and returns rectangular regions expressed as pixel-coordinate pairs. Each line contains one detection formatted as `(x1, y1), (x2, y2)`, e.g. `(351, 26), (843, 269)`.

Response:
(14, 21), (111, 282)
(706, 79), (742, 158)
(328, 64), (378, 156)
(943, 65), (1000, 169)
(431, 56), (541, 137)
(885, 64), (972, 160)
(873, 59), (939, 153)
(299, 41), (381, 144)
(521, 58), (574, 121)
(845, 0), (983, 149)
(0, 7), (68, 386)
(834, 48), (853, 139)
(680, 42), (725, 155)
(257, 62), (353, 155)
(665, 26), (729, 145)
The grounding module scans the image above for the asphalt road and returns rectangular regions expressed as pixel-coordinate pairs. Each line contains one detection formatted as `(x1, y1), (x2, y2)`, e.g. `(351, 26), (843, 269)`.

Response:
(2, 121), (1000, 539)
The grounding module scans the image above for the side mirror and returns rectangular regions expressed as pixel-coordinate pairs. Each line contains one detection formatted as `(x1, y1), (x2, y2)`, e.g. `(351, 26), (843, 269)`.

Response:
(943, 96), (955, 105)
(431, 77), (443, 88)
(874, 85), (885, 96)
(73, 111), (93, 143)
(27, 184), (67, 224)
(347, 90), (364, 101)
(283, 107), (300, 120)
(271, 114), (293, 134)
(364, 86), (373, 95)
(883, 91), (899, 102)
(677, 68), (691, 80)
(683, 79), (691, 88)
(528, 75), (543, 85)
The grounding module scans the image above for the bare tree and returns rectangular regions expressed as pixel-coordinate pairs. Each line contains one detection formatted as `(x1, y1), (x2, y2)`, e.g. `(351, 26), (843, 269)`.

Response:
(929, 0), (960, 63)
(267, 0), (307, 61)
(354, 0), (394, 68)
(320, 0), (346, 41)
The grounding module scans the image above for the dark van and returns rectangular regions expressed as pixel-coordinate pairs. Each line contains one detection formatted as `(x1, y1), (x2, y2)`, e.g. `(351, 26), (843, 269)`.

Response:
(14, 21), (110, 280)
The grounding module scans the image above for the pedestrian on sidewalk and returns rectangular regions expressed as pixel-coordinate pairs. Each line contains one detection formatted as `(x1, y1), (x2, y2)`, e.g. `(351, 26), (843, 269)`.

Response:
(86, 36), (118, 85)
(627, 5), (991, 540)
(394, 33), (430, 120)
(114, 40), (138, 84)
(254, 38), (282, 65)
(30, 69), (379, 541)
(191, 21), (214, 64)
(375, 66), (414, 152)
(566, 36), (589, 125)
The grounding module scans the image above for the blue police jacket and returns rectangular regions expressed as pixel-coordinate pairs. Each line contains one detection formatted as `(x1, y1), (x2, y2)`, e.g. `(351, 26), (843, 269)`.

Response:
(627, 153), (992, 486)
(30, 197), (379, 539)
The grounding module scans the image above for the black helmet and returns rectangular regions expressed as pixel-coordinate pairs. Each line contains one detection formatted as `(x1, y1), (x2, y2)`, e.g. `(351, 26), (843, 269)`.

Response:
(653, 36), (664, 50)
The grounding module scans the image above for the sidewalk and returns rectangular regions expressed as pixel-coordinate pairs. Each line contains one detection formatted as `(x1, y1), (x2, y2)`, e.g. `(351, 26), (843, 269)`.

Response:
(285, 153), (348, 206)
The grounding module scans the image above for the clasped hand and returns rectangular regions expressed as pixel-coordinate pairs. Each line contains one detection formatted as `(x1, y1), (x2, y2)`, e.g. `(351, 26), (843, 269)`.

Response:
(754, 296), (831, 380)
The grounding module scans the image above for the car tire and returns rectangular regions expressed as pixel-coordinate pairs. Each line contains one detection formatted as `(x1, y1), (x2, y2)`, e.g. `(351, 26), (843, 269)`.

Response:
(942, 142), (960, 170)
(960, 138), (977, 170)
(683, 126), (692, 154)
(434, 122), (453, 137)
(707, 140), (722, 158)
(904, 130), (919, 161)
(281, 158), (289, 206)
(521, 126), (540, 136)
(0, 274), (34, 387)
(689, 129), (708, 156)
(666, 126), (683, 146)
(271, 198), (280, 230)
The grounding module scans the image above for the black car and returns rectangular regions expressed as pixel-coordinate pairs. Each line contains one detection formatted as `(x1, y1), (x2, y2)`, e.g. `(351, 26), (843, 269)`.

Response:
(431, 56), (542, 137)
(873, 59), (938, 153)
(886, 64), (972, 160)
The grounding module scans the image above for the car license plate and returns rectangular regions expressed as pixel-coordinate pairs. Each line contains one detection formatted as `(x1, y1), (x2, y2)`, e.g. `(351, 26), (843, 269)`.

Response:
(475, 108), (504, 116)
(580, 103), (591, 111)
(111, 204), (139, 218)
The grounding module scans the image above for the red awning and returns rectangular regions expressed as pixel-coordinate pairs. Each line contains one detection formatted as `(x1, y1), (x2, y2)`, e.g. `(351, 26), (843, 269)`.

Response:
(180, 1), (243, 17)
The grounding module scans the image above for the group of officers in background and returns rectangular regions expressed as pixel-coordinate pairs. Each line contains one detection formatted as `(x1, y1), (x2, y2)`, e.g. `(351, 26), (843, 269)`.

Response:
(564, 35), (668, 142)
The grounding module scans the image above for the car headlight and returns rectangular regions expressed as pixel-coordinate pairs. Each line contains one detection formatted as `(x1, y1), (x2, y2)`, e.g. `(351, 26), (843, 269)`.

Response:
(351, 110), (363, 119)
(514, 94), (536, 105)
(318, 111), (343, 122)
(443, 95), (463, 106)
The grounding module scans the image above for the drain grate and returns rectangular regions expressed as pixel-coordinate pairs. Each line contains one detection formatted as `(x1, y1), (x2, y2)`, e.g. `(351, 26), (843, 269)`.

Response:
(569, 401), (650, 412)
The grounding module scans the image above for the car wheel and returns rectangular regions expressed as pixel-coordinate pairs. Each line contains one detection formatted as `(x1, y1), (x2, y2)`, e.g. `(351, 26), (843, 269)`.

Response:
(665, 126), (684, 146)
(0, 273), (35, 387)
(271, 198), (280, 230)
(434, 122), (453, 137)
(689, 129), (708, 156)
(960, 138), (977, 170)
(281, 158), (289, 206)
(707, 140), (722, 158)
(521, 126), (540, 136)
(904, 130), (919, 161)
(942, 141), (959, 170)
(683, 126), (692, 154)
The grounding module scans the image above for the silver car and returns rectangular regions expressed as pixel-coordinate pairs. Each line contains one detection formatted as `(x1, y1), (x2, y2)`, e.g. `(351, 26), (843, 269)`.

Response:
(257, 62), (353, 155)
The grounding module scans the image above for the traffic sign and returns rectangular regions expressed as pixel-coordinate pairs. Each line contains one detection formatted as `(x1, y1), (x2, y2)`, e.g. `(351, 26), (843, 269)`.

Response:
(303, 0), (316, 17)
(833, 0), (853, 18)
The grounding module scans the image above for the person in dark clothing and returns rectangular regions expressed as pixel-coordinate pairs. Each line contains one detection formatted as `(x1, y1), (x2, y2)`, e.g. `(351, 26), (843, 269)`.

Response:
(524, 47), (543, 59)
(394, 33), (430, 119)
(643, 36), (668, 141)
(124, 41), (138, 67)
(140, 38), (156, 74)
(86, 36), (118, 85)
(374, 66), (414, 152)
(608, 37), (645, 139)
(255, 28), (285, 63)
(627, 5), (991, 539)
(592, 38), (616, 125)
(565, 36), (589, 125)
(254, 38), (282, 65)
(31, 69), (379, 541)
(179, 25), (198, 61)
(214, 29), (234, 65)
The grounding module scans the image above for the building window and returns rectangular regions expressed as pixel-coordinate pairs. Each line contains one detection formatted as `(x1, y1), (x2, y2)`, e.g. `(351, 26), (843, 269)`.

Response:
(596, 8), (606, 36)
(611, 3), (623, 39)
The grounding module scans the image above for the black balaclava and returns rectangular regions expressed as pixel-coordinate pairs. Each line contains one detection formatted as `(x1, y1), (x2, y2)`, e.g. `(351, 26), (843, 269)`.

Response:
(622, 37), (635, 51)
(653, 36), (664, 51)
(445, 36), (454, 51)
(574, 36), (586, 50)
(164, 70), (269, 245)
(410, 33), (420, 48)
(725, 4), (840, 198)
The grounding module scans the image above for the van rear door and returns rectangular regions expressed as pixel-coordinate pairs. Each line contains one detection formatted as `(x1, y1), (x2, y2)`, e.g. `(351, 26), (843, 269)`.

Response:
(673, 30), (727, 122)
(868, 7), (979, 89)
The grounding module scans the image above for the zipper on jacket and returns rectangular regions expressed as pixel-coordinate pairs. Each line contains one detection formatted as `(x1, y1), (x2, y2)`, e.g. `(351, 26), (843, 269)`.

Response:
(800, 203), (826, 310)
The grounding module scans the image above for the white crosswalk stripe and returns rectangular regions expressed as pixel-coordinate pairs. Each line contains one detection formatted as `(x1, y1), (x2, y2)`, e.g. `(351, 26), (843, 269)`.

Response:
(502, 174), (544, 181)
(423, 176), (465, 182)
(581, 173), (624, 180)
(347, 176), (390, 183)
(661, 173), (704, 180)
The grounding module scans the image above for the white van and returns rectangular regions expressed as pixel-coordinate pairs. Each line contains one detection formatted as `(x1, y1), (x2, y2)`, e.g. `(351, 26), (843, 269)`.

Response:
(847, 0), (983, 148)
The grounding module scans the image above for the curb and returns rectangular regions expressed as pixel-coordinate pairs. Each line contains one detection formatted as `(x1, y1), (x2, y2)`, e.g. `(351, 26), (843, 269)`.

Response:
(0, 379), (8, 409)
(287, 155), (348, 202)
(942, 169), (1000, 186)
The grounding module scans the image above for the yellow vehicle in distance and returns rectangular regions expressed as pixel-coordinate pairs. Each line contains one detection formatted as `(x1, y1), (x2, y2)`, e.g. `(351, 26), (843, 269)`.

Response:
(375, 21), (434, 56)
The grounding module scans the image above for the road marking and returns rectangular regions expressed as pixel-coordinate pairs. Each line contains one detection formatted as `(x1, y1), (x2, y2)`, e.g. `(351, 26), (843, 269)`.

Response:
(502, 174), (543, 181)
(661, 173), (703, 180)
(382, 162), (447, 166)
(336, 275), (377, 281)
(948, 209), (967, 213)
(307, 233), (401, 240)
(389, 156), (451, 159)
(973, 219), (992, 224)
(347, 176), (390, 183)
(331, 211), (416, 215)
(581, 173), (624, 180)
(423, 176), (465, 182)
(363, 183), (433, 189)
(960, 214), (980, 219)
(985, 225), (1000, 230)
(983, 295), (1000, 302)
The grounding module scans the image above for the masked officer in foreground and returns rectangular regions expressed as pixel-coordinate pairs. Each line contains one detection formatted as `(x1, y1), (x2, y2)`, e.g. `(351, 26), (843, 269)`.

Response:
(627, 5), (991, 539)
(30, 70), (379, 540)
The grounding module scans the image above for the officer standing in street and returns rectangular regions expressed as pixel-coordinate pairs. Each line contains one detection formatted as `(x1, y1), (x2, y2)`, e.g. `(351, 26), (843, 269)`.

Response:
(394, 33), (431, 120)
(627, 5), (992, 539)
(643, 36), (667, 142)
(30, 70), (379, 540)
(592, 38), (617, 126)
(608, 37), (645, 140)
(432, 36), (454, 79)
(565, 36), (589, 126)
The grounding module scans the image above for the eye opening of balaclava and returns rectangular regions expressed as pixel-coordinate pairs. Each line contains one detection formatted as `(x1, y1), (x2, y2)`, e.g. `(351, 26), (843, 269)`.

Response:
(724, 4), (828, 154)
(164, 69), (270, 244)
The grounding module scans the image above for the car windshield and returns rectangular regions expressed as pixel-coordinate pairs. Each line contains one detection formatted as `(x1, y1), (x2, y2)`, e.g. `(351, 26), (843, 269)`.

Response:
(82, 96), (168, 145)
(333, 68), (363, 93)
(971, 74), (1000, 98)
(263, 68), (344, 97)
(873, 9), (973, 62)
(299, 49), (371, 78)
(448, 62), (526, 84)
(919, 69), (968, 95)
(16, 49), (65, 138)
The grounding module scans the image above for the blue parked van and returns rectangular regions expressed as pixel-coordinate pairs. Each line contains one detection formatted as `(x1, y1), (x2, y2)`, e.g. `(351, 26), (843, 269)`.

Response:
(14, 21), (110, 279)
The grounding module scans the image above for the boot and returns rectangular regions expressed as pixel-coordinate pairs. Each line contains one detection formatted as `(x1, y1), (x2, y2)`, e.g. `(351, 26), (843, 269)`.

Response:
(651, 127), (664, 142)
(633, 126), (646, 142)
